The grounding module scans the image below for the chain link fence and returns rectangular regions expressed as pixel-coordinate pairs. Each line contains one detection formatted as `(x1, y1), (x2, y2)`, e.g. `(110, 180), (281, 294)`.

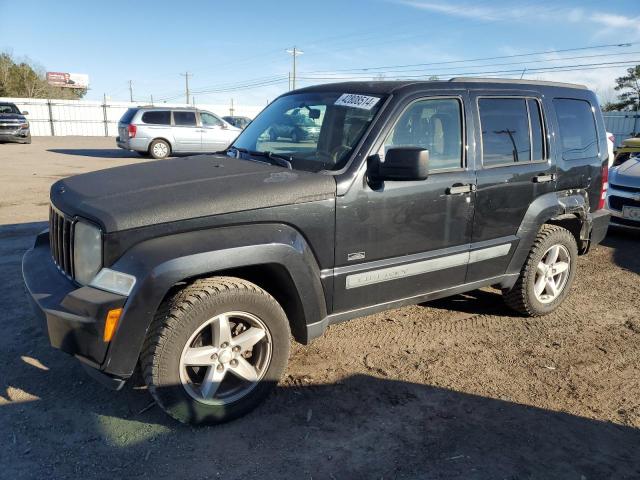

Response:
(603, 111), (640, 148)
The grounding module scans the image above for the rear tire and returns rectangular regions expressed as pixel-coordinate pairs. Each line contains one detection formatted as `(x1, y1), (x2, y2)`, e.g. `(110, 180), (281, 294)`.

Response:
(140, 277), (290, 425)
(503, 224), (578, 316)
(149, 139), (170, 159)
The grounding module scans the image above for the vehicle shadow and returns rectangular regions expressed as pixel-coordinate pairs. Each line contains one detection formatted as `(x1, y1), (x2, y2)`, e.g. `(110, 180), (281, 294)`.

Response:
(424, 288), (519, 317)
(47, 148), (141, 159)
(601, 226), (640, 275)
(1, 360), (639, 479)
(2, 221), (639, 478)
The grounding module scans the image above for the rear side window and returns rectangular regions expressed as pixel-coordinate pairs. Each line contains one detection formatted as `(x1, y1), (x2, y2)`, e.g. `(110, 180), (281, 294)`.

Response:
(383, 97), (463, 170)
(119, 108), (138, 124)
(553, 98), (598, 160)
(174, 111), (197, 126)
(141, 110), (171, 125)
(479, 98), (531, 166)
(528, 99), (545, 162)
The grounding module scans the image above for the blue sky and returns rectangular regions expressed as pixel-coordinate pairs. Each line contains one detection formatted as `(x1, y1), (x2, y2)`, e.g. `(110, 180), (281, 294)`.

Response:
(1, 0), (639, 106)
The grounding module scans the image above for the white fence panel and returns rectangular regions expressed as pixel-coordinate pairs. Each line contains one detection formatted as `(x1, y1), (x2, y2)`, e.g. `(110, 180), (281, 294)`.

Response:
(0, 97), (265, 137)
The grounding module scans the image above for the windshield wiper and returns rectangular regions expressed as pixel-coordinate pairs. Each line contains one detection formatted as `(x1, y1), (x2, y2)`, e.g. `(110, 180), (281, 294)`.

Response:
(228, 147), (293, 169)
(260, 151), (293, 169)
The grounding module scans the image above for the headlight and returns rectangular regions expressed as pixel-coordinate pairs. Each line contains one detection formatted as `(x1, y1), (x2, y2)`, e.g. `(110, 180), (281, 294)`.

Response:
(20, 122), (29, 129)
(73, 220), (102, 284)
(90, 268), (136, 296)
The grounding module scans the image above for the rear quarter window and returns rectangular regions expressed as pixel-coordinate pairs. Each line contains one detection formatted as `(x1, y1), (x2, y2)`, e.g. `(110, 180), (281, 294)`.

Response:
(553, 98), (598, 160)
(141, 110), (171, 125)
(119, 108), (138, 124)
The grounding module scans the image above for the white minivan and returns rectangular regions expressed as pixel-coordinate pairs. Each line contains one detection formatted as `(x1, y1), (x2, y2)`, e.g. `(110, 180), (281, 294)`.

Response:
(117, 107), (240, 159)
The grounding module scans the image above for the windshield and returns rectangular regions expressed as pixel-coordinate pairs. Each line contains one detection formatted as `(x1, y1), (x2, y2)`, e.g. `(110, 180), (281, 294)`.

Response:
(230, 91), (385, 171)
(0, 103), (21, 114)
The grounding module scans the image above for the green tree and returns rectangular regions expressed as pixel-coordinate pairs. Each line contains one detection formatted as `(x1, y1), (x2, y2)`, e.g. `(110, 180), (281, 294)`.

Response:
(603, 65), (640, 112)
(0, 51), (86, 99)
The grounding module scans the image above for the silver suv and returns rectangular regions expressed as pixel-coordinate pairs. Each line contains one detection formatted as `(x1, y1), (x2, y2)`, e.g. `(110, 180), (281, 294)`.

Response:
(117, 107), (240, 159)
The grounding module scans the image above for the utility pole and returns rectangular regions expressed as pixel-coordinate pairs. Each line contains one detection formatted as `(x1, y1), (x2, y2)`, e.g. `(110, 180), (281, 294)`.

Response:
(286, 47), (303, 90)
(230, 98), (235, 116)
(180, 72), (192, 105)
(128, 80), (133, 102)
(150, 94), (154, 105)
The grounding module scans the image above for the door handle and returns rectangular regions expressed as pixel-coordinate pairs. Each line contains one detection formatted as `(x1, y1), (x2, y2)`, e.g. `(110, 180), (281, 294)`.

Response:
(532, 173), (556, 183)
(446, 183), (476, 195)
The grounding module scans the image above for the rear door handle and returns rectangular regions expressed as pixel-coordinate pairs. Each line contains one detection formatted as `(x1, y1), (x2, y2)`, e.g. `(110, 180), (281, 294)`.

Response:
(446, 183), (476, 195)
(532, 173), (556, 183)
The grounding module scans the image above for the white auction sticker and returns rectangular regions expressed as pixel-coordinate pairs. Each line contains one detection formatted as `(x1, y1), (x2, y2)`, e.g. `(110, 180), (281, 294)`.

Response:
(334, 93), (380, 110)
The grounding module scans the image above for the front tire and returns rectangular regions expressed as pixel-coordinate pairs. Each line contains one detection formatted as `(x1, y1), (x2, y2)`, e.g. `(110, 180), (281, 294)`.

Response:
(503, 224), (578, 316)
(141, 277), (290, 425)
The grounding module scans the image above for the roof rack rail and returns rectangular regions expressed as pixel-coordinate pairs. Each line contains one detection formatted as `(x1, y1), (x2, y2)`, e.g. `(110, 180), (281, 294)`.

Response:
(448, 77), (588, 90)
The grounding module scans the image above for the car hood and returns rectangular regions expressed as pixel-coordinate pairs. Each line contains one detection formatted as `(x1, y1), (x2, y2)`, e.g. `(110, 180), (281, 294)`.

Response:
(0, 113), (26, 121)
(621, 137), (640, 148)
(610, 158), (640, 187)
(50, 154), (336, 232)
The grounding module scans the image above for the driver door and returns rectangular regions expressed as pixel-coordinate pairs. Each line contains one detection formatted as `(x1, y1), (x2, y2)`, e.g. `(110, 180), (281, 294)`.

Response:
(332, 95), (476, 312)
(200, 111), (233, 152)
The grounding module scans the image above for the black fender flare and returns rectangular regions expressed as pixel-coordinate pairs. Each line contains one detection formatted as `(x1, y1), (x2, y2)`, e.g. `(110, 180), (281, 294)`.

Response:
(101, 223), (326, 377)
(503, 191), (590, 287)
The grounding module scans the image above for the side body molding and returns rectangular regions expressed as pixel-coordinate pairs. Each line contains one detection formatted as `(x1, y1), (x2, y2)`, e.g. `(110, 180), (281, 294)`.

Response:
(101, 223), (327, 377)
(503, 190), (590, 286)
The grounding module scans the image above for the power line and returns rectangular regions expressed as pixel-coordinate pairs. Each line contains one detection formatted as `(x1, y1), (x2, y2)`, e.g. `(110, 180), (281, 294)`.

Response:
(297, 60), (640, 82)
(298, 51), (640, 79)
(302, 42), (637, 75)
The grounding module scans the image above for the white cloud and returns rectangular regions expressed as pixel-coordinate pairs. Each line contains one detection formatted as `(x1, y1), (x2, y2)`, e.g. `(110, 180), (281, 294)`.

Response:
(590, 13), (640, 40)
(396, 1), (640, 41)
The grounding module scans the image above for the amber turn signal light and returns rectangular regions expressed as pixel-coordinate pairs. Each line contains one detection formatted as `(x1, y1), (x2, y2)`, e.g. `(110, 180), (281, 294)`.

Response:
(103, 308), (123, 342)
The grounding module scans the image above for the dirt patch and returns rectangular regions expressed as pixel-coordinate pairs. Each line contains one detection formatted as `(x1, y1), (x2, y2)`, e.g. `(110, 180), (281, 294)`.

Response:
(0, 138), (639, 479)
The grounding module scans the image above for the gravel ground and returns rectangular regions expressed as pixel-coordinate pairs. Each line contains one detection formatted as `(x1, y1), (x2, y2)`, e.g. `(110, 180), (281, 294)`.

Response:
(1, 137), (639, 479)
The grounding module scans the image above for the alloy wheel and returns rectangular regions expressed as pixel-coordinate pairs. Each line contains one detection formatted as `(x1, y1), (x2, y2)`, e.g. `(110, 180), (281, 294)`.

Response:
(179, 311), (272, 405)
(533, 244), (571, 304)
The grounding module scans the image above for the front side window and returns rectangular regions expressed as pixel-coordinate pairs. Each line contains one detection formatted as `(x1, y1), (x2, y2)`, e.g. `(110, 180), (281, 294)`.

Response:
(383, 98), (463, 170)
(553, 98), (598, 160)
(174, 111), (197, 126)
(479, 98), (532, 166)
(231, 91), (385, 171)
(201, 112), (222, 127)
(141, 110), (171, 125)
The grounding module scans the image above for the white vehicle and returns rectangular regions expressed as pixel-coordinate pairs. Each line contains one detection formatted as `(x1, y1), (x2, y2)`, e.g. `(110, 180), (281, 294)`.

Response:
(117, 107), (241, 159)
(607, 131), (615, 168)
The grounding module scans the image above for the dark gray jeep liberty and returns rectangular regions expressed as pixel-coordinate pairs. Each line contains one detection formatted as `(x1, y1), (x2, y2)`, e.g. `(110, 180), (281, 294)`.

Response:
(23, 78), (610, 424)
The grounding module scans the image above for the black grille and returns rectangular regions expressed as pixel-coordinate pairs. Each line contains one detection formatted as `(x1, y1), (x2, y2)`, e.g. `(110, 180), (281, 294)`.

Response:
(610, 183), (640, 194)
(608, 195), (640, 211)
(49, 206), (75, 278)
(611, 216), (640, 228)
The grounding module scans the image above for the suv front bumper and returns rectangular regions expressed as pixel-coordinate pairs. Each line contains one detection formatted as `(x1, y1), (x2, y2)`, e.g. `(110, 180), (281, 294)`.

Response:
(0, 126), (30, 143)
(22, 230), (128, 388)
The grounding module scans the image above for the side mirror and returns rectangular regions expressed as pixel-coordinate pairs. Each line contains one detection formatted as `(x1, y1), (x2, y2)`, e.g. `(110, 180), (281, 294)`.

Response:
(22, 110), (29, 115)
(369, 147), (429, 182)
(220, 123), (228, 129)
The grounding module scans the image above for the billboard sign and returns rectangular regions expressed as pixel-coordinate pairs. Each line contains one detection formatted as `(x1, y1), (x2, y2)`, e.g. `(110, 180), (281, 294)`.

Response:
(46, 72), (89, 89)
